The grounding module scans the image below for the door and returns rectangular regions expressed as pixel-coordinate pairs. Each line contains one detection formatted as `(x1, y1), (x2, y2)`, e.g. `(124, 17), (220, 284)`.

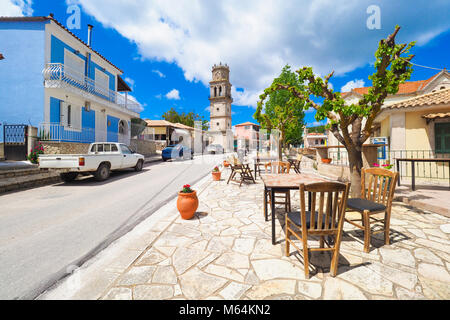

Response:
(119, 144), (136, 168)
(4, 125), (28, 160)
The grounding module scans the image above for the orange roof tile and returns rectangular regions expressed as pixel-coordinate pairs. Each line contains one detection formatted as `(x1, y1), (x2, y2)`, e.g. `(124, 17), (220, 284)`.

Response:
(341, 71), (443, 97)
(235, 121), (260, 127)
(387, 88), (450, 109)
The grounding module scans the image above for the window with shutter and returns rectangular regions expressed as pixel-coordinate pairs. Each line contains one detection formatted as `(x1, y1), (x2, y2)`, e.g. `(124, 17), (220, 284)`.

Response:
(60, 102), (81, 130)
(95, 68), (110, 98)
(435, 122), (450, 153)
(64, 49), (85, 85)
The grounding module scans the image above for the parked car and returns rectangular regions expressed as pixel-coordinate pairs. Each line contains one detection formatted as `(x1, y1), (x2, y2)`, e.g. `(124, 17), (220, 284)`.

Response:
(162, 144), (194, 161)
(38, 142), (144, 182)
(205, 144), (224, 154)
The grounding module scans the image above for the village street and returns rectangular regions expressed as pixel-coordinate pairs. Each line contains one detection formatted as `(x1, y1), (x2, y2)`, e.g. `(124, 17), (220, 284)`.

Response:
(0, 154), (224, 299)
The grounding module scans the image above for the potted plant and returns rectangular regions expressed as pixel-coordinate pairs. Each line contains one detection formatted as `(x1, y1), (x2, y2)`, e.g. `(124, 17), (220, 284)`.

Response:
(212, 166), (221, 181)
(223, 160), (230, 167)
(177, 184), (198, 220)
(321, 158), (332, 164)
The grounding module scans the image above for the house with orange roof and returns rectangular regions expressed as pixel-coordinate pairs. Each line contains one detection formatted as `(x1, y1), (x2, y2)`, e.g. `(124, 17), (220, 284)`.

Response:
(328, 70), (450, 156)
(234, 122), (260, 150)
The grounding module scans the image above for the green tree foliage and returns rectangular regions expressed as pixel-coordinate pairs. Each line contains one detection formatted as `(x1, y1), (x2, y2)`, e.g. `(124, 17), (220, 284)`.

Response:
(308, 125), (326, 134)
(162, 107), (209, 131)
(254, 65), (306, 155)
(257, 26), (415, 197)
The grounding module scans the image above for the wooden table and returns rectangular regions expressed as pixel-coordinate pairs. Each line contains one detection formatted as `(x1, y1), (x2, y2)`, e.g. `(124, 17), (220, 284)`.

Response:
(395, 158), (450, 191)
(261, 173), (330, 245)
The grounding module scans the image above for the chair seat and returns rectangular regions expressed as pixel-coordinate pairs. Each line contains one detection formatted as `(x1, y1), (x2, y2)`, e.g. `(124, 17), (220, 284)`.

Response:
(347, 198), (386, 213)
(286, 211), (332, 229)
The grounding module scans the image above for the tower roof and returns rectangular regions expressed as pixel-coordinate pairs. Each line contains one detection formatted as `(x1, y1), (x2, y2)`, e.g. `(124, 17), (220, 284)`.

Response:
(212, 62), (229, 70)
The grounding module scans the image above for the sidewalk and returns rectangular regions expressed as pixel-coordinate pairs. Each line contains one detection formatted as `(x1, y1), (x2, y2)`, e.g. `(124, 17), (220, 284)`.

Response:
(39, 167), (450, 300)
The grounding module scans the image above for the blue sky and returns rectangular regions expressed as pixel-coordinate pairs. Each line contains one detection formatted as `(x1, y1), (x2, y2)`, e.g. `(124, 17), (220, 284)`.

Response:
(2, 0), (449, 128)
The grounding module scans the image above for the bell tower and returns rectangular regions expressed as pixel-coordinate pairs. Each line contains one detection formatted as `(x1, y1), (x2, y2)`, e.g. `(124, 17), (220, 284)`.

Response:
(209, 63), (232, 142)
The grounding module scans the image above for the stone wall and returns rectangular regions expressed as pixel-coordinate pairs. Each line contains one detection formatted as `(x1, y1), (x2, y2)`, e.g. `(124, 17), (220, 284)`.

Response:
(130, 139), (156, 157)
(41, 142), (90, 154)
(0, 143), (4, 159)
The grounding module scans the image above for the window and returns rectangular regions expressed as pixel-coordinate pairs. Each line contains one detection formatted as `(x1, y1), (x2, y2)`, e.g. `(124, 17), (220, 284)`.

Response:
(95, 68), (110, 97)
(111, 144), (118, 152)
(435, 122), (450, 153)
(120, 144), (132, 154)
(60, 101), (81, 130)
(104, 144), (111, 152)
(64, 49), (84, 84)
(245, 125), (250, 130)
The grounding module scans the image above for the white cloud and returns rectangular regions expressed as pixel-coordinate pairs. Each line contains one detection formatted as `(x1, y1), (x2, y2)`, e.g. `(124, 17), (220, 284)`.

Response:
(124, 77), (135, 89)
(152, 69), (166, 78)
(0, 0), (33, 16)
(341, 79), (366, 93)
(74, 0), (450, 108)
(165, 88), (180, 100)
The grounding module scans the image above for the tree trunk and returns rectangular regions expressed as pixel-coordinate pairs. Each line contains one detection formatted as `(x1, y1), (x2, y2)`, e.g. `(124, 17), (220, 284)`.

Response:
(348, 147), (363, 198)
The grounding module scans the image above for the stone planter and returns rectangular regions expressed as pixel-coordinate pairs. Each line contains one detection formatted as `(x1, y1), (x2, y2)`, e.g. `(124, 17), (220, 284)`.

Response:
(321, 158), (332, 164)
(177, 190), (198, 220)
(212, 171), (221, 181)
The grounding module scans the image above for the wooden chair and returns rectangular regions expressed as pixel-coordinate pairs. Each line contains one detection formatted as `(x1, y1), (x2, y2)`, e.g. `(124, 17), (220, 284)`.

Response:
(344, 167), (399, 253)
(285, 182), (350, 278)
(264, 161), (292, 218)
(289, 154), (302, 174)
(227, 156), (256, 187)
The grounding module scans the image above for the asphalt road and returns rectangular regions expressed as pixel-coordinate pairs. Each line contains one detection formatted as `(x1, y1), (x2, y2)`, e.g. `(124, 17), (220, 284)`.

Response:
(0, 154), (225, 299)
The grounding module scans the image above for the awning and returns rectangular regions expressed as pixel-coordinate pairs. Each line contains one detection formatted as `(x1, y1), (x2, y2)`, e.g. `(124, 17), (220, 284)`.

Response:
(422, 112), (450, 123)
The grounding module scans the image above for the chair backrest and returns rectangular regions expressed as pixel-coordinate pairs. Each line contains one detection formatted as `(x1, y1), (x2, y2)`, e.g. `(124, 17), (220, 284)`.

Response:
(296, 154), (303, 161)
(265, 161), (291, 174)
(361, 167), (399, 207)
(299, 182), (350, 234)
(229, 155), (242, 166)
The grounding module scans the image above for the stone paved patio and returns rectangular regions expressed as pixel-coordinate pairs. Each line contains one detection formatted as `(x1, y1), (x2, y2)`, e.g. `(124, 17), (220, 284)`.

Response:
(99, 168), (450, 300)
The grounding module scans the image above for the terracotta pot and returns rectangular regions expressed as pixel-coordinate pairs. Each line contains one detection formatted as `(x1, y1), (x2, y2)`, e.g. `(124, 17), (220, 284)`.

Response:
(321, 158), (332, 164)
(212, 171), (221, 181)
(177, 190), (199, 220)
(223, 161), (230, 167)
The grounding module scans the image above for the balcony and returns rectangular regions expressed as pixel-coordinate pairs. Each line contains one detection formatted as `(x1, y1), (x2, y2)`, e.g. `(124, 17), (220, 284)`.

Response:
(43, 63), (141, 116)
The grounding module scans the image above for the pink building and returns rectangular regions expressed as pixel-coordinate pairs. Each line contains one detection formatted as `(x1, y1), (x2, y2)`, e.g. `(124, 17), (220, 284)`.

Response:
(235, 122), (260, 150)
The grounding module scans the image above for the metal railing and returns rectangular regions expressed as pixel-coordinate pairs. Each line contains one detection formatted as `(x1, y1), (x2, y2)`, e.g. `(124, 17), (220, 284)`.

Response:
(389, 150), (450, 181)
(327, 148), (449, 181)
(38, 123), (98, 144)
(43, 63), (141, 114)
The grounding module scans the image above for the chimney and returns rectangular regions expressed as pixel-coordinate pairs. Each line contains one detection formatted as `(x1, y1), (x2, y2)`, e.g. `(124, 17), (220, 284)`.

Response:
(87, 24), (93, 47)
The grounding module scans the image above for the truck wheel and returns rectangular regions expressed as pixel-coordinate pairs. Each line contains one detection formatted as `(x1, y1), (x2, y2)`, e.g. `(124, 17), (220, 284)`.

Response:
(94, 163), (110, 181)
(134, 159), (143, 172)
(60, 172), (78, 182)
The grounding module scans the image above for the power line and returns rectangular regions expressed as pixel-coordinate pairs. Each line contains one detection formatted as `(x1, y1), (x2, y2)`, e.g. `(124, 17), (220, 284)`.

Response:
(400, 58), (447, 71)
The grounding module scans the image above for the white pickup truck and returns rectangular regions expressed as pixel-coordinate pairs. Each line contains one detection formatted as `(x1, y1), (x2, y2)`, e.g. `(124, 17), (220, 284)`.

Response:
(39, 142), (145, 182)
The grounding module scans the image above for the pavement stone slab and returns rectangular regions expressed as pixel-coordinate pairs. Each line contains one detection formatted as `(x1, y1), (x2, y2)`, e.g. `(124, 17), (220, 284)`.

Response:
(80, 170), (450, 300)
